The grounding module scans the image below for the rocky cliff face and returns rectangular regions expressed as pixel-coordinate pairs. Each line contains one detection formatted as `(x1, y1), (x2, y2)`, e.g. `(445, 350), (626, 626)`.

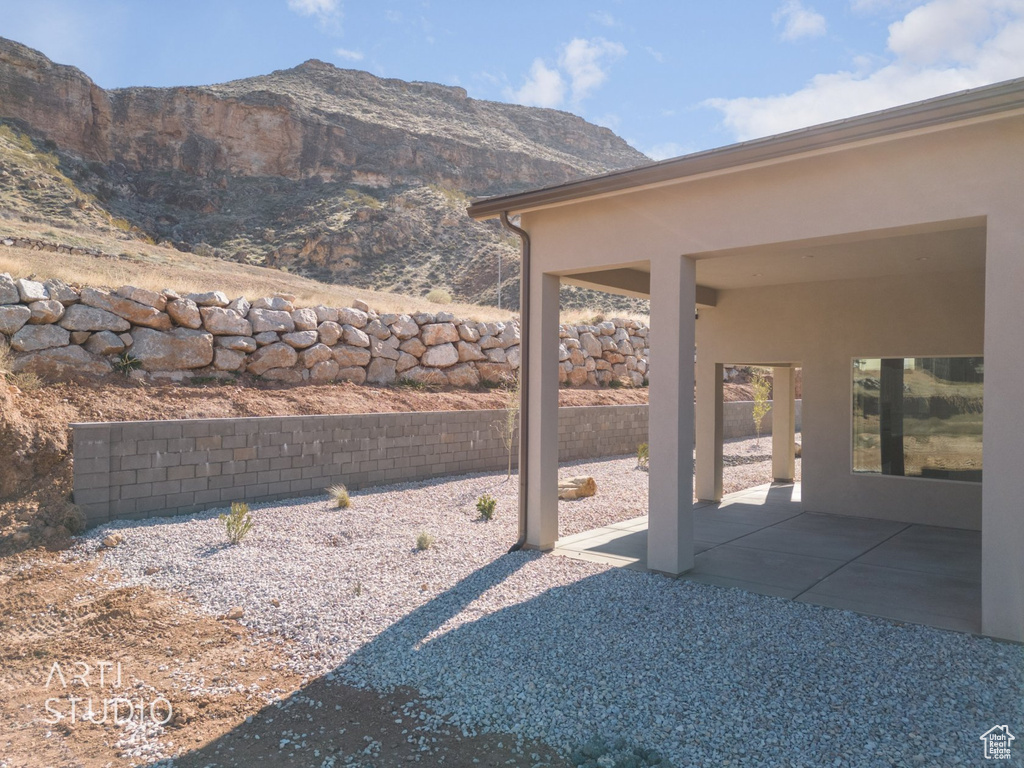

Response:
(0, 37), (650, 311)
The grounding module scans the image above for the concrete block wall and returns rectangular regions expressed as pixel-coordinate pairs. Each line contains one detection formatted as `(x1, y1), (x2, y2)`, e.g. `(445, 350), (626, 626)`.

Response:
(73, 404), (650, 526)
(723, 399), (803, 439)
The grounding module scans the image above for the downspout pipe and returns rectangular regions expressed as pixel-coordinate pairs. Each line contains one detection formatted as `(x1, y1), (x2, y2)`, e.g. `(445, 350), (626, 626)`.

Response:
(499, 211), (530, 553)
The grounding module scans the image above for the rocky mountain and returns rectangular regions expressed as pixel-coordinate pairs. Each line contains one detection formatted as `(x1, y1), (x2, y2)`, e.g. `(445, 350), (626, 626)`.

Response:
(0, 37), (650, 311)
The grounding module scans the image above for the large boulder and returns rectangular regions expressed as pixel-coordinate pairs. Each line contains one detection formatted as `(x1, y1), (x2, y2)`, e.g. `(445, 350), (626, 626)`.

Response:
(292, 308), (319, 331)
(337, 366), (367, 384)
(342, 325), (370, 347)
(247, 342), (298, 375)
(366, 358), (397, 385)
(457, 341), (487, 362)
(16, 278), (48, 302)
(213, 348), (246, 371)
(369, 335), (400, 360)
(131, 328), (214, 371)
(166, 298), (202, 329)
(27, 299), (65, 325)
(580, 332), (603, 358)
(116, 285), (167, 311)
(446, 363), (480, 388)
(421, 342), (459, 368)
(0, 305), (31, 335)
(282, 330), (318, 349)
(186, 291), (230, 307)
(43, 278), (79, 305)
(250, 308), (295, 334)
(399, 337), (426, 357)
(11, 345), (111, 379)
(396, 351), (418, 373)
(389, 315), (419, 339)
(215, 335), (257, 353)
(252, 296), (293, 311)
(310, 359), (339, 383)
(80, 287), (172, 330)
(317, 321), (343, 346)
(10, 324), (70, 352)
(200, 307), (252, 336)
(332, 344), (371, 368)
(59, 304), (131, 332)
(337, 307), (368, 328)
(0, 273), (20, 304)
(84, 330), (126, 356)
(421, 322), (459, 345)
(364, 318), (390, 339)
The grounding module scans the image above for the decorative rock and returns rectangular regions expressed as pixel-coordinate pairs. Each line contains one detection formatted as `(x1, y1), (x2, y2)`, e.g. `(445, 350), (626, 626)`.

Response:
(369, 335), (400, 360)
(399, 337), (426, 357)
(200, 307), (252, 336)
(27, 299), (64, 325)
(292, 307), (319, 331)
(352, 298), (370, 313)
(342, 325), (370, 347)
(250, 308), (295, 333)
(186, 291), (230, 307)
(11, 324), (70, 352)
(102, 533), (125, 548)
(314, 305), (339, 324)
(435, 311), (455, 323)
(479, 334), (502, 350)
(422, 342), (459, 368)
(0, 305), (32, 335)
(412, 312), (435, 325)
(251, 296), (293, 311)
(457, 341), (487, 362)
(222, 607), (244, 621)
(215, 336), (257, 353)
(598, 321), (616, 336)
(332, 344), (371, 368)
(11, 345), (111, 378)
(558, 475), (597, 500)
(228, 296), (251, 317)
(262, 368), (302, 384)
(458, 323), (480, 342)
(485, 347), (507, 364)
(367, 358), (397, 385)
(43, 279), (79, 305)
(301, 344), (334, 368)
(81, 287), (172, 330)
(282, 330), (319, 349)
(396, 352), (418, 373)
(213, 348), (246, 371)
(580, 332), (603, 357)
(16, 278), (48, 302)
(336, 366), (367, 384)
(317, 321), (343, 346)
(446, 363), (480, 387)
(498, 323), (520, 348)
(506, 346), (521, 369)
(247, 343), (298, 375)
(254, 331), (279, 346)
(337, 307), (369, 328)
(0, 273), (20, 304)
(364, 318), (390, 339)
(117, 285), (167, 311)
(390, 315), (419, 339)
(310, 359), (339, 382)
(60, 304), (130, 332)
(131, 328), (215, 371)
(69, 331), (91, 345)
(568, 367), (589, 386)
(83, 330), (126, 356)
(569, 348), (586, 367)
(166, 298), (202, 329)
(421, 322), (459, 346)
(399, 366), (448, 386)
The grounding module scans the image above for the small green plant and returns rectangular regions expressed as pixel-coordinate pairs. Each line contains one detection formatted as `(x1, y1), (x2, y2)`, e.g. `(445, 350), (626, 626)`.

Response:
(415, 532), (435, 551)
(113, 352), (142, 377)
(492, 373), (520, 478)
(751, 369), (773, 447)
(353, 581), (363, 596)
(637, 443), (650, 471)
(219, 502), (254, 545)
(9, 371), (41, 391)
(395, 377), (428, 390)
(426, 288), (453, 305)
(61, 503), (86, 535)
(328, 483), (350, 509)
(476, 493), (497, 521)
(609, 378), (624, 389)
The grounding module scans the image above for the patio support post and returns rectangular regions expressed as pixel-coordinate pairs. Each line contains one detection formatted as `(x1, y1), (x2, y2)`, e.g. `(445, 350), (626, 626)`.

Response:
(695, 360), (724, 502)
(772, 366), (796, 482)
(524, 269), (560, 550)
(647, 255), (696, 575)
(981, 214), (1024, 642)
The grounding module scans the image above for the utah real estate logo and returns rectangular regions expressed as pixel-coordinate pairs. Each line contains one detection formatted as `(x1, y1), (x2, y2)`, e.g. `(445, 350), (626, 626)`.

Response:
(980, 725), (1016, 760)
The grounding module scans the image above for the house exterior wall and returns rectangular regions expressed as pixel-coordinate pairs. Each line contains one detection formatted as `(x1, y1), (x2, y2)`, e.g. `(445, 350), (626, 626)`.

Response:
(696, 269), (985, 529)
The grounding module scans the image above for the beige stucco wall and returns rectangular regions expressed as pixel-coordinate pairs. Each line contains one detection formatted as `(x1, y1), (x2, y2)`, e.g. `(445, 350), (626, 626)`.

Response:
(696, 269), (985, 529)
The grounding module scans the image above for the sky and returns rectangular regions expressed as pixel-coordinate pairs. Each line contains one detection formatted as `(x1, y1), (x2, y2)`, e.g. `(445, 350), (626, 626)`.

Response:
(3, 0), (1024, 159)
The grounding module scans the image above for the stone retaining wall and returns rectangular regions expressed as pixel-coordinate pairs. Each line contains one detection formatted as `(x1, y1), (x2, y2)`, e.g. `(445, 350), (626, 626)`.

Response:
(0, 272), (650, 387)
(72, 404), (650, 526)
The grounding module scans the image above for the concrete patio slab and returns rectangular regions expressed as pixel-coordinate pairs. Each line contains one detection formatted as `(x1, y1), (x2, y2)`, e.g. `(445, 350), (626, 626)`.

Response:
(552, 483), (983, 634)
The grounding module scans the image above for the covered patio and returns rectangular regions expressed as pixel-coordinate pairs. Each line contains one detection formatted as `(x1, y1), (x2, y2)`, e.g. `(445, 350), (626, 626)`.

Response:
(556, 482), (982, 634)
(469, 78), (1024, 642)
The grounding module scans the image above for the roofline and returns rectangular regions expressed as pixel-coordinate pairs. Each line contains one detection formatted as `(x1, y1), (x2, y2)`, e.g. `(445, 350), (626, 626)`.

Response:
(468, 77), (1024, 220)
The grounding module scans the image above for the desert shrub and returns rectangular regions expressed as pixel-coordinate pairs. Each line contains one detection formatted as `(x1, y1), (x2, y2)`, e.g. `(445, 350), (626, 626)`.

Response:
(415, 532), (435, 551)
(113, 352), (142, 377)
(61, 503), (86, 535)
(492, 373), (520, 478)
(476, 493), (497, 521)
(328, 483), (350, 509)
(219, 502), (253, 545)
(10, 371), (41, 391)
(751, 370), (772, 446)
(0, 340), (12, 377)
(609, 378), (624, 389)
(637, 443), (650, 471)
(426, 288), (452, 305)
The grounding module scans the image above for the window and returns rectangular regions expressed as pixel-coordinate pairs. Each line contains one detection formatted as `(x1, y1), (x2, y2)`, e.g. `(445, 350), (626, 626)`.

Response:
(852, 357), (983, 482)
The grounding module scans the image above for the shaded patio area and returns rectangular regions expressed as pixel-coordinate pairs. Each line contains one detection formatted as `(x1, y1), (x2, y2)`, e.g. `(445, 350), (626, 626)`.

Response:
(555, 483), (982, 634)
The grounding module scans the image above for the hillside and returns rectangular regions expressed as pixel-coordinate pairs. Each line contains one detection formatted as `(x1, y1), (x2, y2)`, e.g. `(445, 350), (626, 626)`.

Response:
(0, 38), (650, 312)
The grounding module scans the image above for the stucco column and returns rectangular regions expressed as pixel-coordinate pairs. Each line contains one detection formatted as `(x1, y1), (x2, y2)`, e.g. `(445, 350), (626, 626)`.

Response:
(981, 215), (1024, 642)
(695, 360), (723, 501)
(525, 270), (560, 550)
(771, 366), (796, 482)
(647, 255), (696, 574)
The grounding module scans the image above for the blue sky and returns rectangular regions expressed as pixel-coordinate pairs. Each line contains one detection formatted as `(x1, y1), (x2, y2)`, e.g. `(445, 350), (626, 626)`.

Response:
(4, 0), (1024, 159)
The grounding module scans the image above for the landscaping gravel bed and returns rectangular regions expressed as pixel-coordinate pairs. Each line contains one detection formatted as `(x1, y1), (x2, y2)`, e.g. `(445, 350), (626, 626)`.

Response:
(76, 458), (1022, 767)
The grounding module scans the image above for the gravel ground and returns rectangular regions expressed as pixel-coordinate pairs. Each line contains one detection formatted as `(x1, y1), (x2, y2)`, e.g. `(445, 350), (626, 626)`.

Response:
(75, 454), (1023, 767)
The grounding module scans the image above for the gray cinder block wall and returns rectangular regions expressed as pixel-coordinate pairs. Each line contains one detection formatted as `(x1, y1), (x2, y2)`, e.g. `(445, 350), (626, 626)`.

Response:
(72, 404), (650, 526)
(723, 399), (803, 439)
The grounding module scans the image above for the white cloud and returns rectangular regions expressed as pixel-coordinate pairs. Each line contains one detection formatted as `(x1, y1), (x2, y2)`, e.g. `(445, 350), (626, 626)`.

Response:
(508, 59), (566, 108)
(707, 0), (1024, 141)
(506, 37), (626, 109)
(334, 48), (364, 61)
(774, 0), (828, 40)
(646, 46), (666, 63)
(641, 141), (693, 161)
(590, 11), (618, 27)
(559, 37), (627, 104)
(288, 0), (342, 30)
